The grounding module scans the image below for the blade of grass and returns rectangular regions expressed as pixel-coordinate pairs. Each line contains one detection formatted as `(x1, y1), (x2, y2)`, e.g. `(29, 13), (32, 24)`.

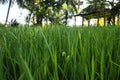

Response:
(100, 51), (104, 80)
(17, 48), (34, 80)
(91, 55), (95, 80)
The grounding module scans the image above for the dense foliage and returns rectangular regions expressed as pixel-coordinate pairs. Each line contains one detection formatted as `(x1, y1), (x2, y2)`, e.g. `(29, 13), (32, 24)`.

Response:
(0, 26), (120, 80)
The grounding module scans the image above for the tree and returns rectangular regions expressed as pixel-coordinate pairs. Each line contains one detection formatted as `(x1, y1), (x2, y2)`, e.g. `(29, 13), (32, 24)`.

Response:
(5, 0), (12, 25)
(0, 0), (24, 25)
(0, 0), (12, 25)
(64, 0), (83, 25)
(106, 0), (120, 25)
(18, 0), (82, 26)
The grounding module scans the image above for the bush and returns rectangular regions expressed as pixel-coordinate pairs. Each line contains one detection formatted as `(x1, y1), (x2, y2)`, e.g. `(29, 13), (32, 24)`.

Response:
(10, 19), (19, 27)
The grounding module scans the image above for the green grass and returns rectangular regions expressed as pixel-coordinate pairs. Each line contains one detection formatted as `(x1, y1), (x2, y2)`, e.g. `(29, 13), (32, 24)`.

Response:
(0, 26), (120, 80)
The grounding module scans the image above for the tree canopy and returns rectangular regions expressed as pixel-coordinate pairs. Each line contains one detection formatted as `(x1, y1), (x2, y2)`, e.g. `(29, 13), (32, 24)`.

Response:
(20, 0), (82, 26)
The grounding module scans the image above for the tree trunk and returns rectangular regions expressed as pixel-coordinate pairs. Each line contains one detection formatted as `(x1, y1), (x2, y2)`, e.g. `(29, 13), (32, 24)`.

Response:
(104, 9), (106, 26)
(36, 16), (42, 26)
(88, 19), (90, 26)
(82, 17), (84, 26)
(97, 17), (99, 26)
(113, 16), (115, 25)
(65, 10), (68, 25)
(117, 13), (119, 25)
(74, 16), (76, 26)
(5, 0), (12, 25)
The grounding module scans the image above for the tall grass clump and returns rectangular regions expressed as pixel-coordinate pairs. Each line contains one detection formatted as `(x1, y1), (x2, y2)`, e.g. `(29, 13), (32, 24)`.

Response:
(0, 25), (120, 80)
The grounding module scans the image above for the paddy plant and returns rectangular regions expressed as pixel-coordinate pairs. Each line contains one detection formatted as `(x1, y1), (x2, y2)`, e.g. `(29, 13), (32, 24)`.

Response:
(0, 26), (120, 80)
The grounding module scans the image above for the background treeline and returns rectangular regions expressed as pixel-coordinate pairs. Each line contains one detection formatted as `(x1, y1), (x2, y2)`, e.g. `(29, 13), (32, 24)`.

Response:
(0, 0), (120, 26)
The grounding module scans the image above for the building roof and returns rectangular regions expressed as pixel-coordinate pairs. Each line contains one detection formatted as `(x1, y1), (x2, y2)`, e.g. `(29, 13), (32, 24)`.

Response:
(76, 5), (111, 19)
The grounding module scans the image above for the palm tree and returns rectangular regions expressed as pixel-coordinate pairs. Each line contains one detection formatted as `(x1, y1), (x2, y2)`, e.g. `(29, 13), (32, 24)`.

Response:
(5, 0), (12, 25)
(0, 0), (12, 25)
(0, 0), (24, 25)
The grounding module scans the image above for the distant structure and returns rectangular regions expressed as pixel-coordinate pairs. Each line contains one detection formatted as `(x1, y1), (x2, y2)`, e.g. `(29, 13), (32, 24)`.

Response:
(75, 2), (120, 26)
